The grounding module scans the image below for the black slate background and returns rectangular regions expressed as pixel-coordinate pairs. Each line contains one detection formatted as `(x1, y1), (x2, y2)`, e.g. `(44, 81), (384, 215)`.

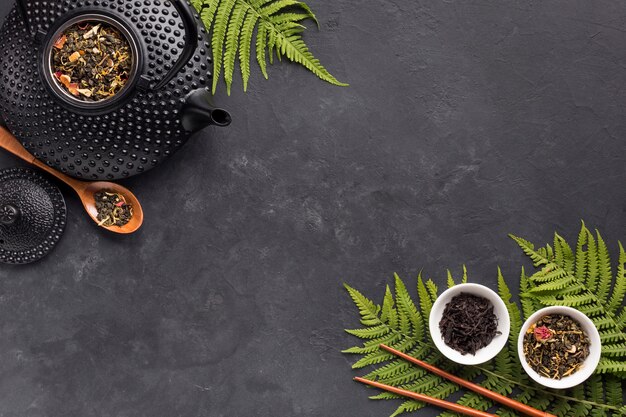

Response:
(0, 1), (625, 416)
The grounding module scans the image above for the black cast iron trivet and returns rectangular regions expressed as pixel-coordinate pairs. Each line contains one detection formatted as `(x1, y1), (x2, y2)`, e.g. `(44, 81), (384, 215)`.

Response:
(0, 167), (66, 264)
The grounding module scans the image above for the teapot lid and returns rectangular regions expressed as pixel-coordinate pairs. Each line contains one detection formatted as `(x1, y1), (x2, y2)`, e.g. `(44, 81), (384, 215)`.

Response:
(0, 167), (66, 264)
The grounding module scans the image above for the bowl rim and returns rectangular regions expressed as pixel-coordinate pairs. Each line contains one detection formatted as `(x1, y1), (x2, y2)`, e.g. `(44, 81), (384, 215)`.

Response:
(428, 283), (510, 365)
(517, 305), (601, 389)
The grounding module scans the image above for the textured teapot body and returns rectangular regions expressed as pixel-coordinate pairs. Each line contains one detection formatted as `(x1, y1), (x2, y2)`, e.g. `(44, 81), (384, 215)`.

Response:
(0, 0), (225, 180)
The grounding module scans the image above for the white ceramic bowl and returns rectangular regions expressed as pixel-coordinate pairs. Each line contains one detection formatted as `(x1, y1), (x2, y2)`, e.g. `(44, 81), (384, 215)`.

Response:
(429, 283), (510, 365)
(518, 306), (601, 389)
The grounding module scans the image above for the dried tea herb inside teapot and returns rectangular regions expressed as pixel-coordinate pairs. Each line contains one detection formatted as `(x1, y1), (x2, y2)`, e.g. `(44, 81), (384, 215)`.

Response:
(51, 22), (132, 101)
(439, 293), (501, 355)
(523, 314), (590, 379)
(95, 191), (133, 227)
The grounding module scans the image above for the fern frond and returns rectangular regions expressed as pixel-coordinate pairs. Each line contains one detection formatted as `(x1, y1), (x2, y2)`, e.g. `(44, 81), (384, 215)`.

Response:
(380, 285), (394, 324)
(596, 358), (626, 375)
(605, 376), (624, 406)
(520, 267), (538, 319)
(345, 324), (390, 340)
(510, 234), (548, 266)
(223, 3), (248, 94)
(586, 229), (600, 293)
(255, 22), (269, 78)
(417, 274), (432, 322)
(554, 232), (575, 273)
(533, 293), (595, 307)
(530, 264), (568, 282)
(426, 279), (439, 303)
(527, 275), (576, 292)
(195, 0), (346, 94)
(394, 273), (423, 339)
(576, 221), (590, 282)
(446, 270), (455, 288)
(596, 231), (613, 304)
(210, 0), (236, 92)
(601, 343), (626, 357)
(342, 332), (402, 354)
(238, 11), (257, 90)
(344, 283), (380, 321)
(200, 0), (221, 30)
(608, 242), (626, 314)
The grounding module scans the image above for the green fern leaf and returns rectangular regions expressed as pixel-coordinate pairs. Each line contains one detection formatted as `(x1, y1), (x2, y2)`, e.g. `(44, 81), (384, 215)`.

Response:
(596, 358), (626, 375)
(210, 0), (236, 92)
(223, 3), (247, 94)
(426, 279), (439, 303)
(394, 273), (423, 339)
(587, 374), (604, 403)
(342, 332), (402, 354)
(576, 222), (590, 282)
(344, 283), (379, 321)
(255, 22), (269, 78)
(596, 231), (613, 304)
(605, 376), (624, 406)
(260, 0), (315, 20)
(586, 228), (600, 293)
(195, 0), (345, 93)
(379, 367), (429, 386)
(446, 271), (455, 288)
(417, 274), (432, 322)
(345, 325), (390, 340)
(520, 267), (539, 319)
(200, 0), (221, 30)
(364, 345), (431, 381)
(238, 10), (258, 91)
(601, 343), (626, 357)
(510, 234), (548, 266)
(608, 242), (626, 314)
(275, 30), (346, 86)
(534, 293), (595, 307)
(554, 232), (575, 273)
(351, 348), (395, 369)
(527, 275), (576, 292)
(530, 264), (568, 282)
(380, 285), (394, 324)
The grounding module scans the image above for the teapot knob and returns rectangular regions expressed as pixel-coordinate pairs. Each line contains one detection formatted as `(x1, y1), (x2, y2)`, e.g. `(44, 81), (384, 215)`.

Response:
(0, 204), (20, 225)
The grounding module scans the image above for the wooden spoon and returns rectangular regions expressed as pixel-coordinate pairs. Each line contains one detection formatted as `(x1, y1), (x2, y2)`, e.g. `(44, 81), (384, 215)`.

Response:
(0, 126), (143, 234)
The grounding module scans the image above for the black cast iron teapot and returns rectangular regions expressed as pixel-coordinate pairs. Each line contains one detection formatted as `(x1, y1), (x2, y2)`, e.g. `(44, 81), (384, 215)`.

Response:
(0, 0), (231, 180)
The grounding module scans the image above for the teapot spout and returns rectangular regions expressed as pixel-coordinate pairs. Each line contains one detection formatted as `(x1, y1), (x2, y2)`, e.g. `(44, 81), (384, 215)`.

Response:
(181, 89), (232, 132)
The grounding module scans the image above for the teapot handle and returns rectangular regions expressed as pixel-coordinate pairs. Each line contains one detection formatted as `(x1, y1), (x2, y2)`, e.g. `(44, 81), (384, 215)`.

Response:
(152, 0), (199, 90)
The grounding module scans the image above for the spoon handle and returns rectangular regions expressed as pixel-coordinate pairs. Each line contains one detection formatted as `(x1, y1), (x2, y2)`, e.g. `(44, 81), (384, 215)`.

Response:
(0, 126), (87, 192)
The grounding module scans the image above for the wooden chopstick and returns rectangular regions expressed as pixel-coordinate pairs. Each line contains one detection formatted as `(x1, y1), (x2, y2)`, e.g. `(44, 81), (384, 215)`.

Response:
(354, 377), (497, 417)
(379, 344), (558, 417)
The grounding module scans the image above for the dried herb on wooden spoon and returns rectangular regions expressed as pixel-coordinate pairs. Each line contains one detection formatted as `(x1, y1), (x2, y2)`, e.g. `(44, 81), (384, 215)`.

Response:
(439, 293), (501, 355)
(95, 190), (133, 227)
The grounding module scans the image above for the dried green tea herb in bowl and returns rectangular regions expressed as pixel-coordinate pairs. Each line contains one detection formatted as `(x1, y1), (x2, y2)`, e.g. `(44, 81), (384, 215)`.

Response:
(518, 306), (601, 389)
(51, 21), (132, 101)
(95, 190), (133, 227)
(523, 314), (590, 379)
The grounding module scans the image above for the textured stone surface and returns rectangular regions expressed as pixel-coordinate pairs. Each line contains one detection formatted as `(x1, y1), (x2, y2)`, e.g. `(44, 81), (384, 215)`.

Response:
(0, 1), (625, 416)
